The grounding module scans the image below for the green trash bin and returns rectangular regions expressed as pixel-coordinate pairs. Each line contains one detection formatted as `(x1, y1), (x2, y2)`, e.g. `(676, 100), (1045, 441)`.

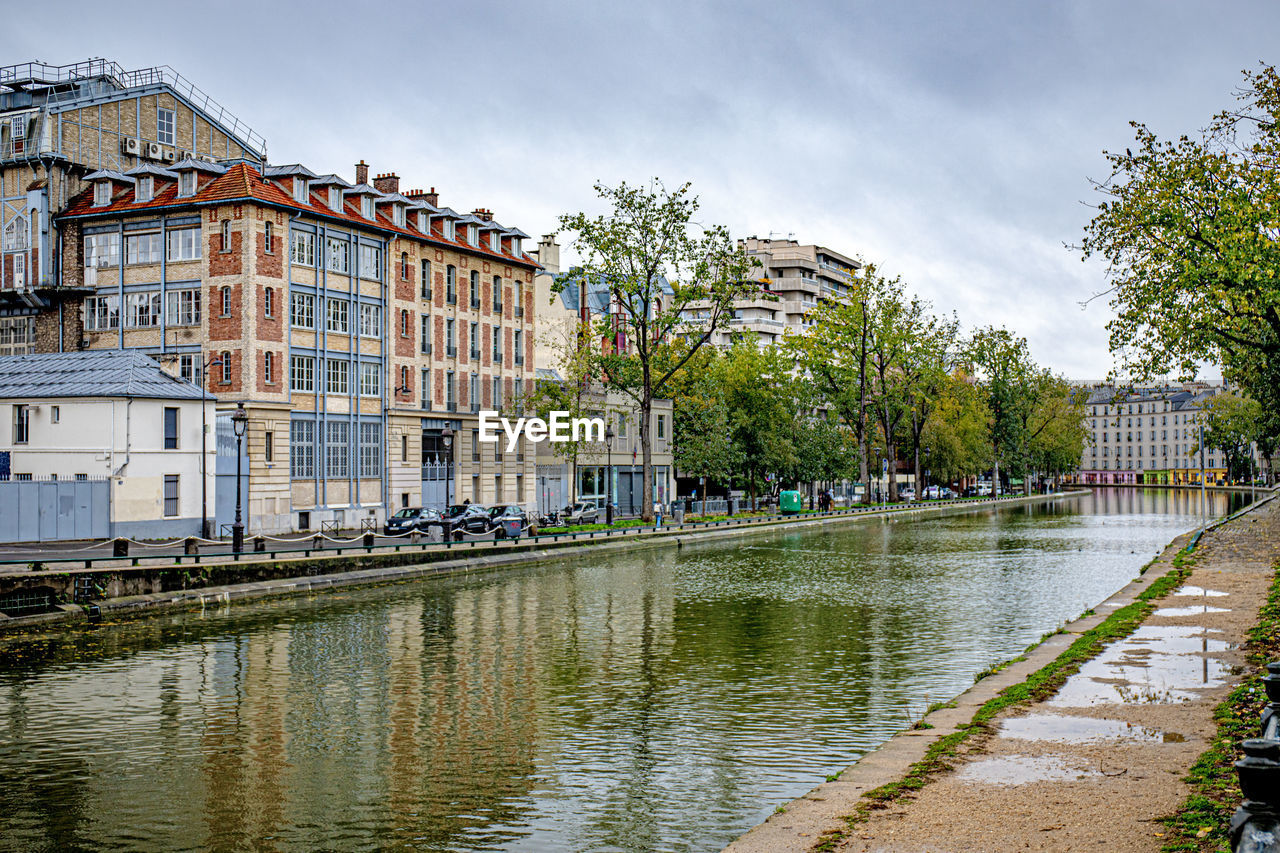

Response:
(780, 490), (803, 516)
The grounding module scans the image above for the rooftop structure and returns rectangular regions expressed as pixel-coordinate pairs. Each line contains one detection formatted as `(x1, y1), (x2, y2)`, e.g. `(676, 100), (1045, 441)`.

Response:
(0, 349), (212, 400)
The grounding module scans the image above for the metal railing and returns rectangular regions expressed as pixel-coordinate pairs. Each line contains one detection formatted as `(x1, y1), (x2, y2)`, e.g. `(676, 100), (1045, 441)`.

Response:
(1232, 662), (1280, 852)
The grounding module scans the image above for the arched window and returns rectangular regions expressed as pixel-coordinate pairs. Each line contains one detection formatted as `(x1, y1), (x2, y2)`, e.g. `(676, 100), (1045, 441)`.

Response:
(3, 215), (27, 251)
(400, 309), (409, 337)
(400, 251), (409, 280)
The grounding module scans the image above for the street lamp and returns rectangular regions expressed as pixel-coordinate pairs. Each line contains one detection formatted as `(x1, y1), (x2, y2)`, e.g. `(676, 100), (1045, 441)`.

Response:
(441, 426), (454, 508)
(604, 424), (615, 526)
(230, 402), (248, 553)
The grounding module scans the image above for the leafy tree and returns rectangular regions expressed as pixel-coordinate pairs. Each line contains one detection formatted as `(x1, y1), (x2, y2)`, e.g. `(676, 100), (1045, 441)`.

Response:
(1201, 392), (1265, 483)
(556, 180), (757, 520)
(525, 319), (598, 504)
(721, 341), (797, 508)
(965, 327), (1039, 490)
(1079, 65), (1280, 454)
(921, 372), (991, 486)
(666, 346), (739, 491)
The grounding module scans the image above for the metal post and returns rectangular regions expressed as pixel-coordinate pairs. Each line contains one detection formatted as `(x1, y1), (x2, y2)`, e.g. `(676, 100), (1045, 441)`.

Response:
(605, 424), (615, 526)
(231, 402), (247, 553)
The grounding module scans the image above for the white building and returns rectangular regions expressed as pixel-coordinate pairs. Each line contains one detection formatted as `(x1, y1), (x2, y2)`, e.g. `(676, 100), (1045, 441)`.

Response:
(0, 349), (215, 540)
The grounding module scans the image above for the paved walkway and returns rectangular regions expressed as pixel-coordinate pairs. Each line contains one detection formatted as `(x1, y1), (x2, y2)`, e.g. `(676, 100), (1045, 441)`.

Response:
(726, 496), (1280, 853)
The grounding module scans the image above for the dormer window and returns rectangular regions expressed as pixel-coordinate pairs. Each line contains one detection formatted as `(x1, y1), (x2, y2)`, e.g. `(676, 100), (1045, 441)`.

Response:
(444, 220), (455, 241)
(178, 171), (195, 197)
(512, 237), (522, 256)
(361, 197), (374, 219)
(292, 178), (308, 203)
(136, 177), (154, 203)
(489, 231), (500, 252)
(329, 188), (342, 212)
(467, 225), (478, 247)
(418, 212), (430, 233)
(93, 182), (111, 206)
(393, 206), (405, 227)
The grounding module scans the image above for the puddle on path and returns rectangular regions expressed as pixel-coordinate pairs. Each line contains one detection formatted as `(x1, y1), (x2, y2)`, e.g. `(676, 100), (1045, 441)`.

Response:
(956, 754), (1102, 786)
(1048, 624), (1230, 706)
(1153, 606), (1231, 617)
(1173, 586), (1229, 598)
(998, 713), (1175, 744)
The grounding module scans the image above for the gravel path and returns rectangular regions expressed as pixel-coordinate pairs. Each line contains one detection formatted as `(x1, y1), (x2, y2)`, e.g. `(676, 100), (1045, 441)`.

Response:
(726, 495), (1280, 853)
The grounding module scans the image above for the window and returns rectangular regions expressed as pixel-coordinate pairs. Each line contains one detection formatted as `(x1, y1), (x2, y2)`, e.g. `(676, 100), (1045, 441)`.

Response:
(163, 407), (179, 449)
(359, 422), (381, 477)
(470, 373), (480, 413)
(514, 330), (524, 364)
(492, 326), (501, 361)
(493, 376), (503, 411)
(490, 231), (501, 252)
(400, 365), (409, 393)
(125, 292), (162, 327)
(514, 280), (524, 317)
(264, 287), (275, 318)
(401, 434), (408, 463)
(2, 215), (27, 251)
(470, 270), (480, 307)
(445, 370), (456, 411)
(469, 322), (479, 359)
(219, 351), (232, 384)
(471, 428), (480, 461)
(361, 196), (374, 219)
(291, 231), (315, 267)
(326, 358), (349, 394)
(166, 227), (201, 261)
(265, 430), (274, 463)
(421, 368), (431, 409)
(657, 414), (665, 439)
(50, 406), (59, 424)
(400, 309), (410, 337)
(444, 219), (455, 241)
(84, 232), (121, 268)
(93, 181), (111, 206)
(420, 314), (432, 353)
(419, 211), (431, 234)
(9, 115), (24, 154)
(0, 316), (34, 357)
(157, 107), (175, 146)
(290, 419), (315, 479)
(291, 292), (315, 328)
(326, 420), (349, 477)
(326, 298), (349, 333)
(446, 319), (456, 356)
(400, 252), (410, 280)
(125, 232), (163, 264)
(493, 275), (503, 313)
(358, 244), (381, 279)
(393, 206), (405, 228)
(136, 177), (154, 203)
(264, 221), (274, 254)
(358, 303), (381, 338)
(11, 253), (23, 289)
(359, 362), (380, 396)
(329, 188), (342, 212)
(220, 286), (232, 317)
(264, 351), (275, 384)
(163, 474), (180, 517)
(326, 237), (349, 273)
(514, 377), (523, 412)
(165, 289), (201, 326)
(467, 225), (478, 247)
(290, 354), (315, 391)
(446, 265), (457, 304)
(421, 260), (432, 299)
(292, 177), (308, 203)
(13, 404), (29, 443)
(86, 295), (120, 330)
(178, 171), (195, 197)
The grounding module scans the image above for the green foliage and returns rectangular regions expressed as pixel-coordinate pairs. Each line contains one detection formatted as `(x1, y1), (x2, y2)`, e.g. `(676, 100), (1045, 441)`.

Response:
(1201, 392), (1265, 482)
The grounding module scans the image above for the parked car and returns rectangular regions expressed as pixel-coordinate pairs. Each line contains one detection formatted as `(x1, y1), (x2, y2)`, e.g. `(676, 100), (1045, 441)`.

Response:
(488, 504), (532, 537)
(899, 487), (915, 502)
(923, 485), (942, 500)
(384, 506), (441, 535)
(435, 503), (495, 540)
(562, 501), (599, 525)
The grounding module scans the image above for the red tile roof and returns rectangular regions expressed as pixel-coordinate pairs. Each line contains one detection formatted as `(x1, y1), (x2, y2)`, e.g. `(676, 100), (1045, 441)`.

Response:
(61, 163), (538, 269)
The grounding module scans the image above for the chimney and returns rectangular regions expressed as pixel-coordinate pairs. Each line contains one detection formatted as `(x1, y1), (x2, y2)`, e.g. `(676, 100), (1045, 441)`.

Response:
(472, 207), (494, 221)
(373, 172), (400, 195)
(355, 160), (368, 185)
(424, 186), (438, 206)
(537, 234), (560, 274)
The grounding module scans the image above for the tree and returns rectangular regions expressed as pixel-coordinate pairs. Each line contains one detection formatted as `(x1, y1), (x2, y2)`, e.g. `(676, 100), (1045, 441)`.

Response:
(721, 341), (797, 508)
(1201, 392), (1265, 483)
(965, 327), (1038, 491)
(921, 372), (990, 486)
(556, 180), (757, 521)
(1080, 65), (1280, 454)
(525, 319), (598, 505)
(666, 346), (739, 492)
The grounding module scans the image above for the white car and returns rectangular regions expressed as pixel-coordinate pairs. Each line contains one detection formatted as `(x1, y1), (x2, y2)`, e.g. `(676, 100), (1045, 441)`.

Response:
(923, 485), (942, 500)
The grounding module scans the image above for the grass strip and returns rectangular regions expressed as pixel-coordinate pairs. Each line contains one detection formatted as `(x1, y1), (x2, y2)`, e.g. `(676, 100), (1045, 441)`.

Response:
(1158, 559), (1280, 852)
(811, 552), (1196, 852)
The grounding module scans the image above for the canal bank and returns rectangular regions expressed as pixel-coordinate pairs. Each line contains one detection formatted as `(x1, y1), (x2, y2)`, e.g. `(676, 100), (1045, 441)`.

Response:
(725, 491), (1280, 853)
(0, 492), (1080, 633)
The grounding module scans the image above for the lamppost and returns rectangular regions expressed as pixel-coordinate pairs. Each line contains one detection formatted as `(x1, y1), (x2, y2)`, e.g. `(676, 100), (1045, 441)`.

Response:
(230, 402), (248, 553)
(441, 426), (454, 508)
(604, 424), (615, 526)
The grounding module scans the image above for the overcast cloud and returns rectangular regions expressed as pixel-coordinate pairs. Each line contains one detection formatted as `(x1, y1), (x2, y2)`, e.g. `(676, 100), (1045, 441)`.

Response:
(6, 0), (1277, 378)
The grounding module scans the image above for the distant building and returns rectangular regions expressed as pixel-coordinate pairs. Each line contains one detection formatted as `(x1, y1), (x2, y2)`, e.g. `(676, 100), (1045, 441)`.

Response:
(0, 349), (214, 541)
(529, 236), (674, 513)
(1075, 381), (1260, 485)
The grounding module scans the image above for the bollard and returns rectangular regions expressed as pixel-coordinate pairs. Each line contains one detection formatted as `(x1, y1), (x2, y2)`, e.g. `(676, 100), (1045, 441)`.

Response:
(112, 538), (128, 557)
(184, 537), (198, 555)
(1232, 739), (1280, 852)
(363, 532), (375, 549)
(410, 530), (420, 544)
(313, 534), (323, 551)
(253, 536), (266, 553)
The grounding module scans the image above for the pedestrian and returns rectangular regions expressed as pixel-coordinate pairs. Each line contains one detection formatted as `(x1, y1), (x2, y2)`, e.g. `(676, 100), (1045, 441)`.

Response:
(654, 501), (663, 528)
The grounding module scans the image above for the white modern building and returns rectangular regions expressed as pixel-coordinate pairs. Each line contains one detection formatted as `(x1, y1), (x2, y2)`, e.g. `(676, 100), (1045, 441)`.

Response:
(0, 349), (214, 540)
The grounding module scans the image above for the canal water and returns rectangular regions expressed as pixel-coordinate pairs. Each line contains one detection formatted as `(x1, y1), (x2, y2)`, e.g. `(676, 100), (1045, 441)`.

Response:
(0, 489), (1247, 853)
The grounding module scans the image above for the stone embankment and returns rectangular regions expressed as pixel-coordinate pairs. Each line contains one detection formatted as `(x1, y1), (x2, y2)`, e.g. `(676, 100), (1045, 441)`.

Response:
(725, 493), (1280, 853)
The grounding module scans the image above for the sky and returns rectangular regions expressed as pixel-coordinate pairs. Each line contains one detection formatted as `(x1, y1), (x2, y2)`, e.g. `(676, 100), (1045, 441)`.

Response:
(5, 0), (1277, 379)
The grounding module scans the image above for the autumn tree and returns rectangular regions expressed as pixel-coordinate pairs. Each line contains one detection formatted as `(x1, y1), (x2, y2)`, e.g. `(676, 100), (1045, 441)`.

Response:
(556, 180), (757, 521)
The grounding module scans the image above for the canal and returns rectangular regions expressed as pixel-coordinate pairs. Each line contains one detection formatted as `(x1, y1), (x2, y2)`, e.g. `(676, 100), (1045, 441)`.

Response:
(0, 489), (1248, 852)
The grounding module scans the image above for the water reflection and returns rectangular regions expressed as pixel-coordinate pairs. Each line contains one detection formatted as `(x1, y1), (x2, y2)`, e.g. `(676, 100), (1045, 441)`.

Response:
(0, 488), (1244, 852)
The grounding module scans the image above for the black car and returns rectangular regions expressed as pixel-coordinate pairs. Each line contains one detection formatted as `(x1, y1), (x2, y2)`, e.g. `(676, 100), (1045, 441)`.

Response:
(384, 506), (441, 535)
(438, 503), (494, 540)
(488, 504), (532, 537)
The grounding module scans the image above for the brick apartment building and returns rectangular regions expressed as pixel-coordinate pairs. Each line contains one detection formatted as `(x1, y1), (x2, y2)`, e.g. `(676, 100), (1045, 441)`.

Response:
(1, 59), (538, 534)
